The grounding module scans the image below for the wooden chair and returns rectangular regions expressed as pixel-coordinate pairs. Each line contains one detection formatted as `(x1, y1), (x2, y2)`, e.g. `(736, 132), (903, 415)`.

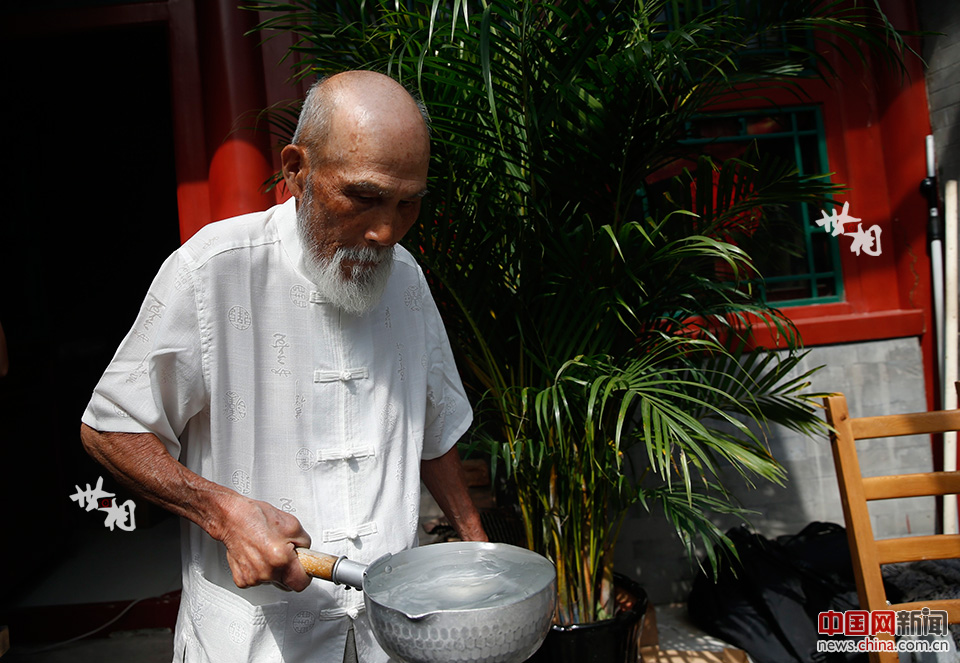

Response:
(823, 394), (960, 662)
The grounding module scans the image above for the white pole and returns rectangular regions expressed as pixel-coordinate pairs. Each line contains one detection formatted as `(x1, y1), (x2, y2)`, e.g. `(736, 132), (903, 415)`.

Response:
(926, 136), (945, 385)
(943, 180), (958, 535)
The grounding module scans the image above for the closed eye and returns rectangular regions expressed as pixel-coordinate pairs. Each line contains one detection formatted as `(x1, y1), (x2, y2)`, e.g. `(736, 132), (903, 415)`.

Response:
(404, 189), (429, 206)
(343, 182), (386, 200)
(342, 183), (427, 207)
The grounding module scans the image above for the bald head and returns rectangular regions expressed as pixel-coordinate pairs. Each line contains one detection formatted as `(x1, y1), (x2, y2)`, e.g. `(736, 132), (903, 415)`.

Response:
(292, 71), (431, 167)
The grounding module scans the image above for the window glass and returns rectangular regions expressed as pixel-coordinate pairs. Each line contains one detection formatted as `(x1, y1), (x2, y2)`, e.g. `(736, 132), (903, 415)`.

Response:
(680, 107), (842, 306)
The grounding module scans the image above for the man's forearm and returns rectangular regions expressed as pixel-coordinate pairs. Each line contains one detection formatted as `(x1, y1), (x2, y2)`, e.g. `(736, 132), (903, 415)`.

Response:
(79, 423), (312, 590)
(80, 424), (235, 538)
(421, 445), (488, 542)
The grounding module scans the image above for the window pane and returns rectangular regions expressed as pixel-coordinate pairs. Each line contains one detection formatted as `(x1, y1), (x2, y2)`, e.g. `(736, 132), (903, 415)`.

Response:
(679, 107), (842, 306)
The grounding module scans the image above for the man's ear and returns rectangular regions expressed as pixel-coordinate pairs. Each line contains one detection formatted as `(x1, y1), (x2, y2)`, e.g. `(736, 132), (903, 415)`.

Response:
(281, 144), (308, 199)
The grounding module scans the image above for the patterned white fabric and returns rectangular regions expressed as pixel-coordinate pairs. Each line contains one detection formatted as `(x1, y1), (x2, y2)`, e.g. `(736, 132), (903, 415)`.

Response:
(82, 197), (472, 662)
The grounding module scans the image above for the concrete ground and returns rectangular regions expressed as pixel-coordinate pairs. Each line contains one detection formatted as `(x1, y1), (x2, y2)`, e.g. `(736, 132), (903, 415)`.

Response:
(1, 605), (737, 663)
(3, 513), (180, 663)
(3, 628), (174, 663)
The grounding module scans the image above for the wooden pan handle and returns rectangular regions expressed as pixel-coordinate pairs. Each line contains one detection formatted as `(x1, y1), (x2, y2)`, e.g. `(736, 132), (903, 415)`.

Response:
(296, 547), (339, 581)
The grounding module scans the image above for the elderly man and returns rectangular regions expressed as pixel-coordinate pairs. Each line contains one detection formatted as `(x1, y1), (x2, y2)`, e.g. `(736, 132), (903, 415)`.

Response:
(80, 70), (486, 662)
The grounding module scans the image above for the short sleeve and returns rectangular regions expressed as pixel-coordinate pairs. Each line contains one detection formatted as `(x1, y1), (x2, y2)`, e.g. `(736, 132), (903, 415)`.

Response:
(420, 272), (473, 460)
(81, 250), (207, 459)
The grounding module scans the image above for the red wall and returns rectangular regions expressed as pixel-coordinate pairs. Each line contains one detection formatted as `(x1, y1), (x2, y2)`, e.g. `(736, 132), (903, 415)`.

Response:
(740, 1), (939, 411)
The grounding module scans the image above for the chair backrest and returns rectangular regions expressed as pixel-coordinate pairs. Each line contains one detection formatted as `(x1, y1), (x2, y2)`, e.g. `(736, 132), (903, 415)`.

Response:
(823, 393), (960, 663)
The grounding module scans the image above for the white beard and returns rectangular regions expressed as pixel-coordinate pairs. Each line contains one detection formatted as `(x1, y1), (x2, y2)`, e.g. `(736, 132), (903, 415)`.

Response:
(296, 194), (395, 316)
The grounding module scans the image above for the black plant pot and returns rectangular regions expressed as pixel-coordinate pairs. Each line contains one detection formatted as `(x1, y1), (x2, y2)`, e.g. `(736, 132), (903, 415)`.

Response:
(526, 573), (648, 663)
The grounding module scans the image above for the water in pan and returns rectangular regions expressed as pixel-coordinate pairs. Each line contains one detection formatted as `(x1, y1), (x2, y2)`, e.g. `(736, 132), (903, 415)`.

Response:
(364, 545), (554, 615)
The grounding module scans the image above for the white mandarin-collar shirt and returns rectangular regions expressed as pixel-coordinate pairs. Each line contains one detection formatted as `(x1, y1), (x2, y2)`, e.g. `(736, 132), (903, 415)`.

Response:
(82, 197), (472, 662)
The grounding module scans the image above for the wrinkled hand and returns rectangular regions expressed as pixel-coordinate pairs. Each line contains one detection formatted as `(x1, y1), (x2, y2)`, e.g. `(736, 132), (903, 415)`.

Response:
(218, 496), (312, 591)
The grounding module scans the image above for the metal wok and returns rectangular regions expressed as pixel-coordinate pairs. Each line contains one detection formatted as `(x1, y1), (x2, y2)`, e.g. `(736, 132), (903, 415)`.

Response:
(297, 541), (557, 663)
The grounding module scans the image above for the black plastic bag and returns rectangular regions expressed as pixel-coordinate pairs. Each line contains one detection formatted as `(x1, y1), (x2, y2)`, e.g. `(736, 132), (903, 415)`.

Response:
(687, 522), (865, 663)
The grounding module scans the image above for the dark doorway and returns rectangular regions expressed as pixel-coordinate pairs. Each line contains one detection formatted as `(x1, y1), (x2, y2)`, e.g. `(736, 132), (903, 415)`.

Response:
(0, 20), (181, 605)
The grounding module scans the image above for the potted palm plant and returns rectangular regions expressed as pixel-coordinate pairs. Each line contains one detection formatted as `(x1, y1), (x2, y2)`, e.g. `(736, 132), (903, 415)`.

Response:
(247, 0), (912, 657)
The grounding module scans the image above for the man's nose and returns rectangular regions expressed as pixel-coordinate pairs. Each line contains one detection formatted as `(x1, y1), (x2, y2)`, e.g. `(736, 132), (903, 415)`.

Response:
(364, 210), (404, 247)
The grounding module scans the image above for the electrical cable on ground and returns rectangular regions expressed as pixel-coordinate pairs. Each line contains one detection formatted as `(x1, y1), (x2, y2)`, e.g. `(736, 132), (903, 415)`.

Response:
(11, 597), (147, 656)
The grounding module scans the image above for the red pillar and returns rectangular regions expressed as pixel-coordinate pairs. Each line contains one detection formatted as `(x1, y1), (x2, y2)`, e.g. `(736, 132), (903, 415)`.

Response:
(192, 0), (275, 233)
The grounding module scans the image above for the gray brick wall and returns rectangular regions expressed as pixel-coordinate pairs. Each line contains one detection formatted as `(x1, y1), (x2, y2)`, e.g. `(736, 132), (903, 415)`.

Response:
(918, 1), (960, 187)
(615, 336), (934, 604)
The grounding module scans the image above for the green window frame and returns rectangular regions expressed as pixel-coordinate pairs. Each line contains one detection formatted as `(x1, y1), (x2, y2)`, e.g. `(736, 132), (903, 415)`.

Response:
(679, 106), (843, 306)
